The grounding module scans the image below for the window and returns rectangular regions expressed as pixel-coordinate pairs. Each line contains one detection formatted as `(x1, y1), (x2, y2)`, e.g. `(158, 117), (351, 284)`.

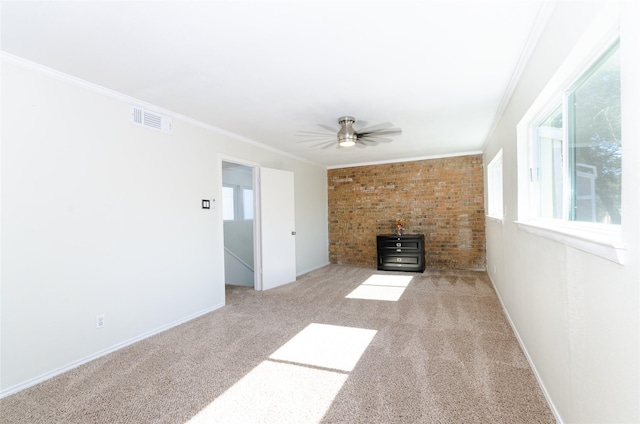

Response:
(242, 188), (254, 220)
(569, 44), (621, 224)
(517, 34), (625, 264)
(487, 149), (503, 220)
(223, 185), (254, 221)
(533, 106), (564, 220)
(222, 186), (235, 221)
(529, 41), (620, 226)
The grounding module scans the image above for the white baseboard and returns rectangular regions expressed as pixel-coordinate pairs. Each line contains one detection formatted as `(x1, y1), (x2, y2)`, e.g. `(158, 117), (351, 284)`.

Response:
(296, 261), (331, 276)
(0, 302), (224, 399)
(486, 273), (564, 424)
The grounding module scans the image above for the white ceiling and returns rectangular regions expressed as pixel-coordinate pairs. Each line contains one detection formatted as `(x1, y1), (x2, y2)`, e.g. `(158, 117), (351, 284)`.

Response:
(1, 0), (550, 167)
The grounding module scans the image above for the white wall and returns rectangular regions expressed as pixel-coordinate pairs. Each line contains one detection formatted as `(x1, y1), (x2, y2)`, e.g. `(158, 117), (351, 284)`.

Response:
(484, 2), (639, 423)
(0, 57), (328, 395)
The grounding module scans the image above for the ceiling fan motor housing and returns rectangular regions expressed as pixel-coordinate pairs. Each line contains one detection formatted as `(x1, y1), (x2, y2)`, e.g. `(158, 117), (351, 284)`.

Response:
(337, 116), (357, 146)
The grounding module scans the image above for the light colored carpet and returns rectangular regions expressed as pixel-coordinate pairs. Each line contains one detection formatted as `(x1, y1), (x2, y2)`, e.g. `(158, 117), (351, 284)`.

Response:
(0, 265), (555, 423)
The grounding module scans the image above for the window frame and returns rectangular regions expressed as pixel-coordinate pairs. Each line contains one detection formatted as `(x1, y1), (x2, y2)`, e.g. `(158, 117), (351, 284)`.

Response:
(516, 16), (625, 264)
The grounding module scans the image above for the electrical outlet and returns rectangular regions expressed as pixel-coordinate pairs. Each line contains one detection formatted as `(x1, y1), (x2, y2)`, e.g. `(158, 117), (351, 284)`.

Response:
(96, 314), (105, 329)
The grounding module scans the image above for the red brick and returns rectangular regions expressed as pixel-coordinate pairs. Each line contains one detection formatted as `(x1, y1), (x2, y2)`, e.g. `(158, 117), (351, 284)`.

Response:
(327, 155), (486, 270)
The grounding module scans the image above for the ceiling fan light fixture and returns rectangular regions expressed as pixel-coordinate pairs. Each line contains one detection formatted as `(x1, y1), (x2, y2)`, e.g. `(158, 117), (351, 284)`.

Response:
(296, 115), (400, 150)
(337, 116), (357, 147)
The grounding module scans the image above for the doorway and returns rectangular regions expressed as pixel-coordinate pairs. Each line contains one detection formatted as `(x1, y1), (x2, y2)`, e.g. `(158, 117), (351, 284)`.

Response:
(222, 161), (256, 288)
(219, 157), (297, 292)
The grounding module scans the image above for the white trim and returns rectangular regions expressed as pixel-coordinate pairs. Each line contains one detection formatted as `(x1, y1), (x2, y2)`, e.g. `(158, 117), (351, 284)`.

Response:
(487, 272), (564, 424)
(515, 2), (623, 264)
(218, 155), (260, 169)
(254, 167), (263, 291)
(485, 216), (503, 225)
(0, 52), (318, 166)
(0, 303), (223, 399)
(296, 261), (331, 277)
(219, 155), (261, 291)
(327, 150), (483, 170)
(516, 220), (626, 264)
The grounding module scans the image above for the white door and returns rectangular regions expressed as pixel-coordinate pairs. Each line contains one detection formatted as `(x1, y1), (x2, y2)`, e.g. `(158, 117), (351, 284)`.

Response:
(259, 168), (296, 290)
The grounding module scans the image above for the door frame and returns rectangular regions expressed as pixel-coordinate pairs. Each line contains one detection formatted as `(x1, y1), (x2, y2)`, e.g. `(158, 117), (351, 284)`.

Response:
(218, 155), (263, 290)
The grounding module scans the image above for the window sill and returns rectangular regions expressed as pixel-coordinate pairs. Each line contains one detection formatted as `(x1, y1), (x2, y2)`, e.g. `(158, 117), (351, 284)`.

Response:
(515, 220), (626, 264)
(486, 215), (504, 224)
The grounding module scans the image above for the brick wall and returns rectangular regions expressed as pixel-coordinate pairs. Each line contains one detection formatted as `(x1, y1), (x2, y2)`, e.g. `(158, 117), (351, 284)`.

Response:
(327, 155), (485, 270)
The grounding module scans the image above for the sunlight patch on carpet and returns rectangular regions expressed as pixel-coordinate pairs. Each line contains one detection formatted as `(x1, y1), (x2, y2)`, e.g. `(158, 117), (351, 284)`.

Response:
(346, 274), (413, 301)
(270, 323), (377, 372)
(186, 361), (347, 424)
(185, 323), (377, 424)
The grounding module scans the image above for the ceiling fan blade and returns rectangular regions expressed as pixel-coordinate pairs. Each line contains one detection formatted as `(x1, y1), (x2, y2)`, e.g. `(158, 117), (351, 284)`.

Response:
(317, 123), (338, 132)
(353, 120), (369, 130)
(358, 128), (402, 137)
(308, 140), (336, 149)
(296, 118), (398, 151)
(296, 131), (335, 137)
(296, 137), (335, 143)
(356, 139), (383, 148)
(356, 122), (394, 133)
(320, 141), (337, 149)
(359, 136), (393, 144)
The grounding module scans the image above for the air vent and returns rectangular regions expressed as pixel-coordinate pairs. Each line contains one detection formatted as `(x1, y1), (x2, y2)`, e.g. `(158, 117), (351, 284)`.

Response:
(131, 106), (172, 134)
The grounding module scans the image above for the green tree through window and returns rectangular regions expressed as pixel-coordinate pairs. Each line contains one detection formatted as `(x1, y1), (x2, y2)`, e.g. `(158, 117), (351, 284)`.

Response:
(570, 43), (621, 224)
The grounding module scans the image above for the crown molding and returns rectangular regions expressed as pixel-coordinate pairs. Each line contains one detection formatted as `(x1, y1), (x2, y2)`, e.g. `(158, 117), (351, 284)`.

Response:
(1, 52), (321, 167)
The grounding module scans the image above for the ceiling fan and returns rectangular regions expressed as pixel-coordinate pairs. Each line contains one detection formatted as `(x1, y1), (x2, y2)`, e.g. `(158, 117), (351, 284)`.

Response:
(297, 116), (402, 149)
